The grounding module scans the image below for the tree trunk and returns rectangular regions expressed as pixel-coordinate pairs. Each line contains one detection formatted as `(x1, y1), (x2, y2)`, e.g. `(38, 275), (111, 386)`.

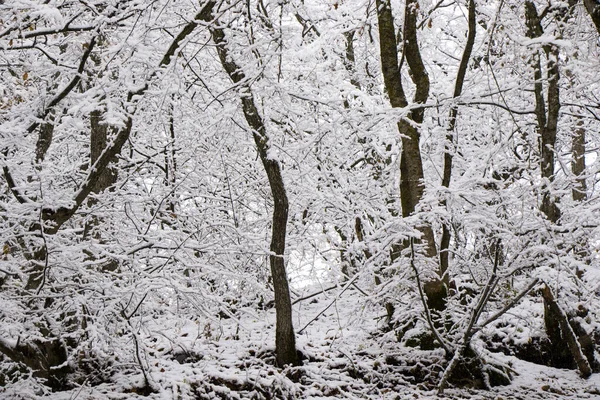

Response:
(376, 0), (441, 315)
(35, 114), (55, 164)
(210, 19), (300, 367)
(541, 284), (592, 377)
(583, 0), (600, 34)
(572, 119), (587, 202)
(89, 109), (118, 195)
(524, 1), (594, 374)
(524, 0), (561, 223)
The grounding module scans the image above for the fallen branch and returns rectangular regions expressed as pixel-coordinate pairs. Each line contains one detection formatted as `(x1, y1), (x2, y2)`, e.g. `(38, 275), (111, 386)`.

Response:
(541, 283), (592, 378)
(297, 273), (360, 334)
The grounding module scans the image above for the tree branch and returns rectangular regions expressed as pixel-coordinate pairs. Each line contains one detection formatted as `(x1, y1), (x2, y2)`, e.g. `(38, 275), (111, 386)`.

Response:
(474, 278), (540, 332)
(41, 1), (219, 233)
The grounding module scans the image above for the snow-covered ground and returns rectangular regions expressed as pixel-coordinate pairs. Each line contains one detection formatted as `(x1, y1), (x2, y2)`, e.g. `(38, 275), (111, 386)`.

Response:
(2, 285), (600, 399)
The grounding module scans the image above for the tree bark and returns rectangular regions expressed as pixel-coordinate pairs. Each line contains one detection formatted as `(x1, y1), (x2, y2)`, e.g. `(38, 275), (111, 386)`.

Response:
(572, 119), (587, 202)
(377, 0), (435, 254)
(376, 0), (441, 315)
(210, 17), (299, 367)
(89, 109), (118, 195)
(583, 0), (600, 35)
(525, 0), (561, 224)
(440, 0), (476, 283)
(35, 115), (55, 164)
(344, 30), (361, 91)
(541, 284), (592, 377)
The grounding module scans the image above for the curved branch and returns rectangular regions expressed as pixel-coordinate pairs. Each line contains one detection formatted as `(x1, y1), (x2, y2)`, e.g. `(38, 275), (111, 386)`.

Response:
(457, 100), (536, 115)
(3, 36), (97, 204)
(40, 1), (219, 232)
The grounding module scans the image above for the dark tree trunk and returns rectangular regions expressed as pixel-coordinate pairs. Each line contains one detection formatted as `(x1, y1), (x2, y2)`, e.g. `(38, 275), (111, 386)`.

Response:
(343, 30), (361, 91)
(35, 114), (55, 164)
(572, 119), (587, 202)
(440, 0), (476, 284)
(524, 0), (561, 223)
(165, 98), (178, 214)
(376, 0), (441, 315)
(81, 108), (120, 271)
(89, 109), (118, 195)
(571, 116), (590, 269)
(524, 0), (595, 374)
(337, 30), (361, 279)
(541, 285), (592, 377)
(584, 0), (600, 34)
(210, 19), (299, 367)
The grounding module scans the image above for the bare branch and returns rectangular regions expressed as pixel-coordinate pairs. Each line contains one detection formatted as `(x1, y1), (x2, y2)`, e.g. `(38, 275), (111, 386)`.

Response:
(474, 278), (540, 332)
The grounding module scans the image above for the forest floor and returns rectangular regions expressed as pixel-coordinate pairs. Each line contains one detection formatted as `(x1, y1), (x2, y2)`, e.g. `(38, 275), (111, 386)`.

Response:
(3, 284), (600, 399)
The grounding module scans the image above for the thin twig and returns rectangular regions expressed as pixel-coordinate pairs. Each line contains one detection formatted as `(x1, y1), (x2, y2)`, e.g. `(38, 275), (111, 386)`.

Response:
(474, 278), (540, 333)
(298, 273), (360, 334)
(292, 284), (339, 305)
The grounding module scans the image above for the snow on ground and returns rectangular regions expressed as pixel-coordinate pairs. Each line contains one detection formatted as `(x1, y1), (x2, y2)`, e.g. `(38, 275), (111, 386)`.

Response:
(2, 284), (600, 399)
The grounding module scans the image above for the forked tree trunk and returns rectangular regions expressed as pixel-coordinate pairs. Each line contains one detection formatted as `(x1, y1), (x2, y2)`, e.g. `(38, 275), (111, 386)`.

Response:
(375, 0), (442, 316)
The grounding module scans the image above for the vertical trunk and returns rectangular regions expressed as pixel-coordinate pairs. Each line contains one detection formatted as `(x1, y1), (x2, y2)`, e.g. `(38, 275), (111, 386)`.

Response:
(539, 45), (560, 223)
(337, 30), (361, 279)
(89, 109), (118, 195)
(524, 0), (593, 374)
(244, 96), (299, 367)
(440, 0), (476, 283)
(524, 0), (561, 224)
(211, 22), (299, 367)
(166, 98), (178, 214)
(83, 109), (119, 271)
(571, 117), (590, 270)
(571, 119), (587, 202)
(376, 0), (442, 315)
(35, 114), (55, 164)
(344, 30), (361, 91)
